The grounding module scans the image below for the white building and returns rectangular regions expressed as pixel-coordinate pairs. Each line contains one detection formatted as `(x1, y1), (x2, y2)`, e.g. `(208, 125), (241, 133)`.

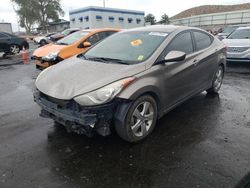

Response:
(0, 22), (12, 33)
(69, 6), (145, 29)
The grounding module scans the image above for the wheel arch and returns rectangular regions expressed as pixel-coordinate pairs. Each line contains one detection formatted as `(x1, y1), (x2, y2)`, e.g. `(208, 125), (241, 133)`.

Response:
(117, 86), (163, 119)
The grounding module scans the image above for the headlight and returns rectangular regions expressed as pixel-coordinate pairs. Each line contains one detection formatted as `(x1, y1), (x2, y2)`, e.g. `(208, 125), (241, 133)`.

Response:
(42, 51), (59, 61)
(74, 77), (135, 106)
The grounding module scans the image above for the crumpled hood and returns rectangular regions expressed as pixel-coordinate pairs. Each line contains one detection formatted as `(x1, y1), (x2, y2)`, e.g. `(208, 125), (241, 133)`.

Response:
(35, 56), (146, 100)
(33, 43), (66, 57)
(223, 39), (250, 47)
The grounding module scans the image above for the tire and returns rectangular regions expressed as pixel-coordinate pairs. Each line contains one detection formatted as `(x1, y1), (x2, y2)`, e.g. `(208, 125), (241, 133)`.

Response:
(207, 65), (224, 94)
(9, 44), (20, 55)
(115, 95), (158, 143)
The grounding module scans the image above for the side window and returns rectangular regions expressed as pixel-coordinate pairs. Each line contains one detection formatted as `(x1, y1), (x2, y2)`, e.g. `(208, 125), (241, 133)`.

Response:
(106, 31), (116, 37)
(98, 32), (108, 40)
(0, 33), (8, 39)
(86, 33), (101, 45)
(193, 31), (212, 51)
(166, 32), (193, 55)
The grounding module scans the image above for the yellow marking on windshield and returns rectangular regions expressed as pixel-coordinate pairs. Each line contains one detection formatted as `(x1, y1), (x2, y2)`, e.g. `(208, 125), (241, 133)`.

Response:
(131, 39), (142, 46)
(137, 55), (144, 61)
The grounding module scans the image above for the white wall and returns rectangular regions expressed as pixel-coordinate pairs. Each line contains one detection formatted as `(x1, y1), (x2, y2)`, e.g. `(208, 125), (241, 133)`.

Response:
(171, 9), (250, 27)
(0, 23), (12, 33)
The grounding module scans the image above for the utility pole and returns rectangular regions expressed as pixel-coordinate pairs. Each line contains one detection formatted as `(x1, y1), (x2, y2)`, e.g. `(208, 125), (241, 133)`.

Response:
(103, 0), (106, 7)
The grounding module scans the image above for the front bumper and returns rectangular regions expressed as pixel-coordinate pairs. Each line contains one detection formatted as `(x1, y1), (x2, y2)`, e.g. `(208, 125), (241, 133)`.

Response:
(31, 56), (62, 70)
(226, 48), (250, 62)
(34, 91), (116, 136)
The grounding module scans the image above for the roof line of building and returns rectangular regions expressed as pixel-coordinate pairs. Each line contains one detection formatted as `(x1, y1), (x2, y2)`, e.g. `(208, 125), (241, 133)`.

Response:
(69, 6), (145, 16)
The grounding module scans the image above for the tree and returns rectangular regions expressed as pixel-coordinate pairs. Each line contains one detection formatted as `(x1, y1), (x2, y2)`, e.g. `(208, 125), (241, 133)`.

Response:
(159, 14), (170, 25)
(11, 0), (37, 33)
(144, 13), (156, 25)
(11, 0), (64, 33)
(35, 0), (64, 31)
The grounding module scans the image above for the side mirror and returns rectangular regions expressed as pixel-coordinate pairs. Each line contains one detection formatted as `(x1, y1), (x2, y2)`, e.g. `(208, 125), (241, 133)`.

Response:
(164, 51), (186, 63)
(78, 41), (91, 48)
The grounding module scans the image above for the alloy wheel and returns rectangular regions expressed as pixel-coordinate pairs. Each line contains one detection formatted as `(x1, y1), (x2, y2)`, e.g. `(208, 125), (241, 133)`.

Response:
(10, 45), (20, 55)
(131, 101), (155, 137)
(214, 67), (223, 91)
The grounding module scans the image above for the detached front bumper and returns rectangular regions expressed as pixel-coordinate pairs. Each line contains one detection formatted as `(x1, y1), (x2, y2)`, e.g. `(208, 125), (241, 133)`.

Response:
(31, 56), (63, 70)
(34, 91), (116, 137)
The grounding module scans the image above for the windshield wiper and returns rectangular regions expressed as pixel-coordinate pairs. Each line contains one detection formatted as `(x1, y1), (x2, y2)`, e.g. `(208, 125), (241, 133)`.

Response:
(56, 42), (68, 45)
(87, 57), (129, 64)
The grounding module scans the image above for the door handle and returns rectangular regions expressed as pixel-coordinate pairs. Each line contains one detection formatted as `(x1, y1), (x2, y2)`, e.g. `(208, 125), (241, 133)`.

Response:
(193, 59), (198, 66)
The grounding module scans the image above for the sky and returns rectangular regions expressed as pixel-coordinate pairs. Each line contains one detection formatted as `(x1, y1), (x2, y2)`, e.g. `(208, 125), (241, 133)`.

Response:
(0, 0), (249, 32)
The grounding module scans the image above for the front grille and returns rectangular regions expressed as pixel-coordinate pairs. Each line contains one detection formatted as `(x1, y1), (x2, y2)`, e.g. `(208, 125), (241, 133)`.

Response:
(227, 47), (249, 53)
(40, 92), (69, 107)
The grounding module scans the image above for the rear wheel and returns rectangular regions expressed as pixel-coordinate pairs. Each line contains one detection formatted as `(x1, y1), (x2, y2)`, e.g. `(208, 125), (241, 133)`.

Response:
(9, 44), (20, 55)
(115, 95), (158, 143)
(207, 65), (224, 94)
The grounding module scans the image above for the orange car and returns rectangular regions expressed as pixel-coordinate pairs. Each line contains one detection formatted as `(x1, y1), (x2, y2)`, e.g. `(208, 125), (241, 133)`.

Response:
(31, 28), (120, 70)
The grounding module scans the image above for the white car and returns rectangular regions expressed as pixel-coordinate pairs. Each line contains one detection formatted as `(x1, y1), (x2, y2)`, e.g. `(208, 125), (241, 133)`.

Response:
(33, 32), (56, 46)
(223, 27), (250, 62)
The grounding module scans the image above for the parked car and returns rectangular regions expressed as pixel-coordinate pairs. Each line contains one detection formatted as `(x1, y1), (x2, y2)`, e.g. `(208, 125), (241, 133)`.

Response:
(217, 26), (238, 40)
(50, 28), (80, 42)
(33, 32), (56, 46)
(31, 28), (120, 70)
(34, 25), (226, 142)
(223, 27), (250, 62)
(0, 32), (29, 55)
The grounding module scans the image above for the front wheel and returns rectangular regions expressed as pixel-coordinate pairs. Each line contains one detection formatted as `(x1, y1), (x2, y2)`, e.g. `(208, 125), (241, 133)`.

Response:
(9, 44), (20, 55)
(207, 65), (224, 94)
(115, 95), (158, 143)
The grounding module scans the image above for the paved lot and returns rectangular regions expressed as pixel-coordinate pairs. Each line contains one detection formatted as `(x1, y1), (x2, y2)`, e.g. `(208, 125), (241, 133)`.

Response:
(0, 51), (250, 187)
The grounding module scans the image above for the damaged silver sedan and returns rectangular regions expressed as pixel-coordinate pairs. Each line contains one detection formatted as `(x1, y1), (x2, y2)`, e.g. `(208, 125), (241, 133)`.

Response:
(34, 25), (226, 142)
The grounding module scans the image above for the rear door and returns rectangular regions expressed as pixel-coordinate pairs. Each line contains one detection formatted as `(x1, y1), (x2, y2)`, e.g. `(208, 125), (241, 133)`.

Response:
(191, 30), (217, 89)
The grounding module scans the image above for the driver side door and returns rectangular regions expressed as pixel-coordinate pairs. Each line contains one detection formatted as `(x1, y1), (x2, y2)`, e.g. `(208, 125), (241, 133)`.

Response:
(159, 31), (201, 110)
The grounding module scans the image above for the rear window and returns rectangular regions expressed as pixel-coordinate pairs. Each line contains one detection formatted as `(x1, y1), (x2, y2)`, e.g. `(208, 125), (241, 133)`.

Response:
(193, 31), (212, 51)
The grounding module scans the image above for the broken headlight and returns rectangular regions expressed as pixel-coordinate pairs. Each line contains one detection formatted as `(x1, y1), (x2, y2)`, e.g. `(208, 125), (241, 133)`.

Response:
(74, 77), (135, 106)
(42, 51), (59, 61)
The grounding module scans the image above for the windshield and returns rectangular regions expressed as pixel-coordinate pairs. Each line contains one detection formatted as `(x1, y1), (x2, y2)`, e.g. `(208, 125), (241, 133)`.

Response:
(222, 26), (237, 33)
(84, 31), (168, 64)
(61, 30), (71, 35)
(57, 31), (89, 45)
(227, 29), (250, 39)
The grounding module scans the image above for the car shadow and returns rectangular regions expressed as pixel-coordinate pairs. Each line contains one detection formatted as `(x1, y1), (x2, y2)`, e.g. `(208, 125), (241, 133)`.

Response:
(226, 61), (250, 75)
(44, 92), (222, 188)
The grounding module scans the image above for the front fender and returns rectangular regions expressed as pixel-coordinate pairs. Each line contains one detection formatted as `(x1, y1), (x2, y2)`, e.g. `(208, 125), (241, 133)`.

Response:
(116, 71), (164, 117)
